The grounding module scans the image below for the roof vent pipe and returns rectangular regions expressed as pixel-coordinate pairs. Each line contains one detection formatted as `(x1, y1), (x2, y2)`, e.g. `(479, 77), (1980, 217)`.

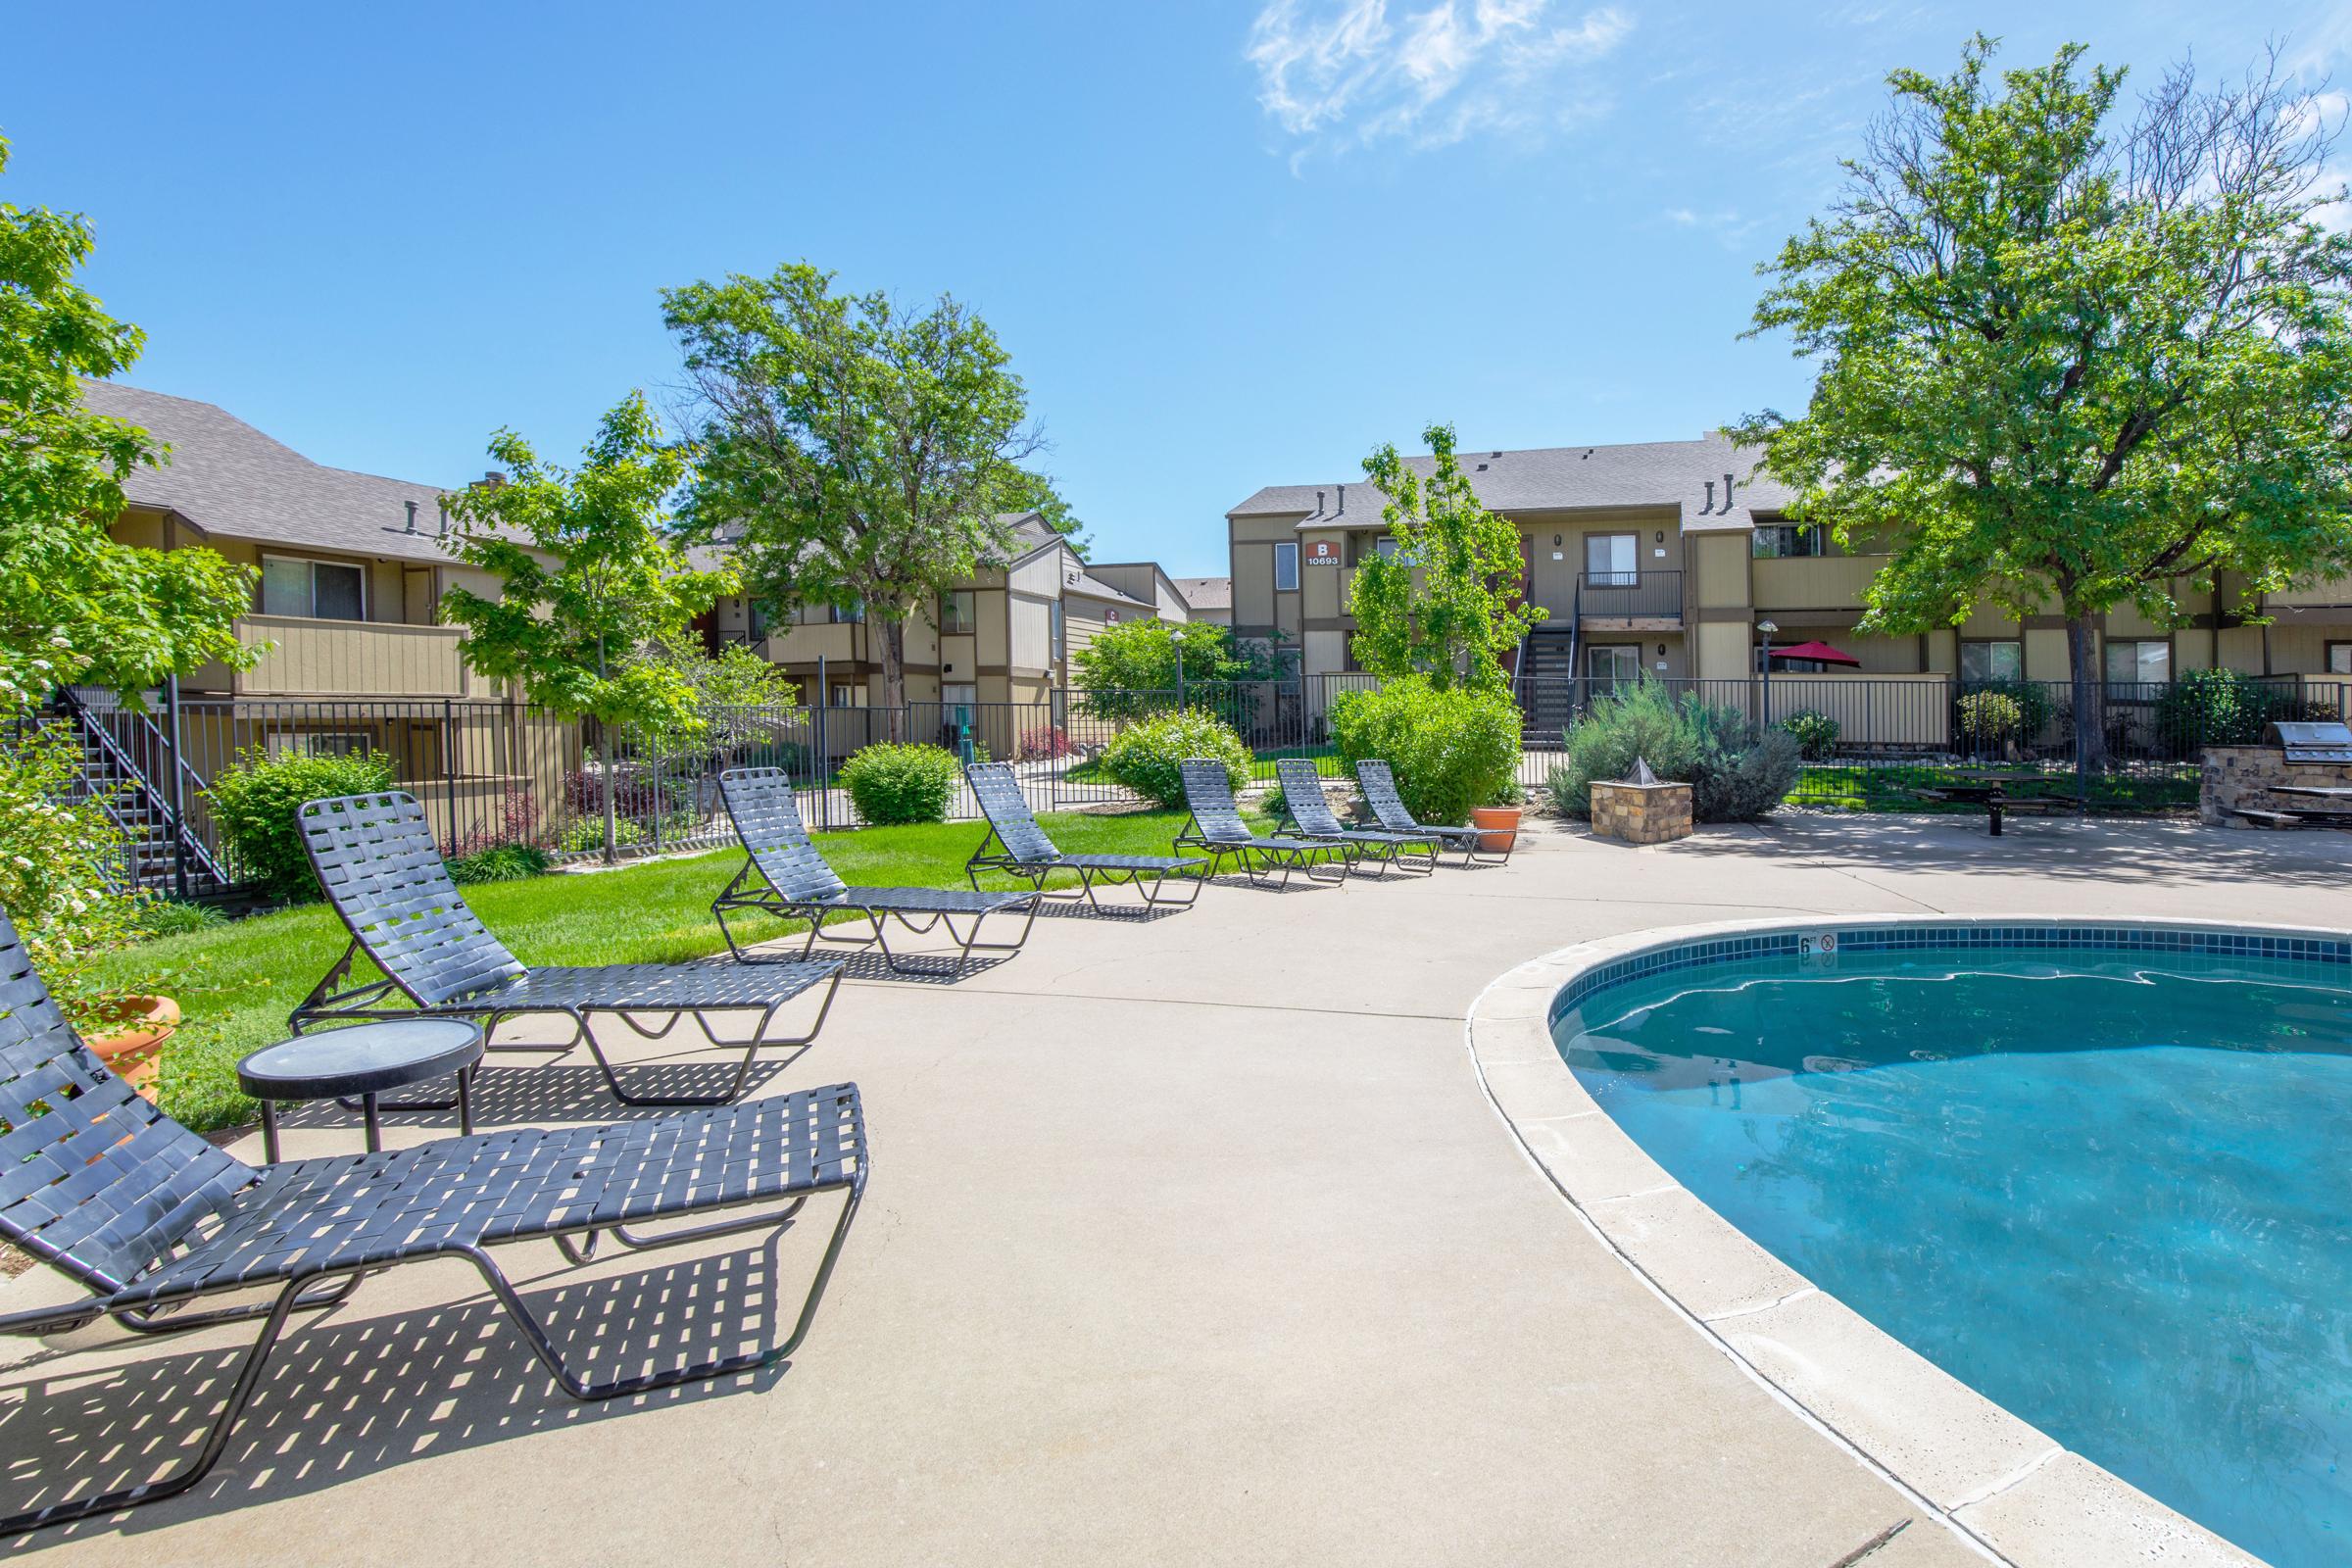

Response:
(404, 500), (418, 532)
(1699, 480), (1716, 515)
(1723, 472), (1737, 507)
(1316, 489), (1325, 514)
(437, 500), (451, 536)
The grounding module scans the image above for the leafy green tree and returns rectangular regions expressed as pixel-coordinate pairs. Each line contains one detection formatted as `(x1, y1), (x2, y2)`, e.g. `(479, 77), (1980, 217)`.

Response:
(1735, 39), (2352, 764)
(0, 134), (257, 711)
(997, 467), (1089, 555)
(1074, 617), (1287, 723)
(1353, 423), (1544, 691)
(440, 393), (732, 860)
(663, 263), (1043, 733)
(641, 628), (801, 764)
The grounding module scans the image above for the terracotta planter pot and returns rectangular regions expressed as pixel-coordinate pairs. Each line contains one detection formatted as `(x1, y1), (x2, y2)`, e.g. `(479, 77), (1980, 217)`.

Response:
(84, 995), (178, 1103)
(1470, 806), (1522, 853)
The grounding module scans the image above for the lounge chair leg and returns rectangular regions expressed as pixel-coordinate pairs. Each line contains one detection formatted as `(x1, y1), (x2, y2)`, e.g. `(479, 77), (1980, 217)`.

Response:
(464, 1178), (863, 1401)
(0, 1275), (315, 1535)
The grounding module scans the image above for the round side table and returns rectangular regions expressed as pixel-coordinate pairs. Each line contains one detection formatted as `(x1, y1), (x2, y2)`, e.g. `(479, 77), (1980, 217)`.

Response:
(237, 1019), (486, 1162)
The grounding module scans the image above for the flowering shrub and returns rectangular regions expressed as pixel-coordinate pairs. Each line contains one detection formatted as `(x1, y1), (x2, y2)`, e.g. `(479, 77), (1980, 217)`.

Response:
(0, 728), (145, 1027)
(1776, 709), (1840, 761)
(1014, 724), (1077, 761)
(1956, 690), (2026, 749)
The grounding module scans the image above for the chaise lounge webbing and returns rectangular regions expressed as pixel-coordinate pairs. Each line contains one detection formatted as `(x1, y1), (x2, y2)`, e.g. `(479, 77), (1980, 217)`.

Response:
(1272, 759), (1422, 845)
(1177, 760), (1324, 850)
(720, 768), (1031, 913)
(967, 763), (1201, 872)
(112, 1085), (865, 1307)
(1356, 760), (1480, 844)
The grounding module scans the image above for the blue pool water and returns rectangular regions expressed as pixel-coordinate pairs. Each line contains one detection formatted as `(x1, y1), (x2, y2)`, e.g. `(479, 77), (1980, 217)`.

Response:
(1555, 943), (2352, 1568)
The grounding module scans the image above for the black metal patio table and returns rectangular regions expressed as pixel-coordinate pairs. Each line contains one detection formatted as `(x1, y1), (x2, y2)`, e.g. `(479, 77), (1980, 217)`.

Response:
(238, 1018), (484, 1161)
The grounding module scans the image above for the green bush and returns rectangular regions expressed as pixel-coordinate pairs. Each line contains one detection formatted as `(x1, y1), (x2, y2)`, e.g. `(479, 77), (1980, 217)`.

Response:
(1777, 709), (1839, 761)
(1957, 678), (2053, 740)
(841, 742), (960, 825)
(0, 726), (146, 1027)
(1955, 689), (2026, 748)
(1328, 675), (1521, 825)
(206, 746), (398, 903)
(2154, 667), (2309, 751)
(132, 896), (226, 938)
(1544, 676), (1798, 822)
(1100, 710), (1251, 809)
(448, 844), (553, 884)
(560, 816), (645, 854)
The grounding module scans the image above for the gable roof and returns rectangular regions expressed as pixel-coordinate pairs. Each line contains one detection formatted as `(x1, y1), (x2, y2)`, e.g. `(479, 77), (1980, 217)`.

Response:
(1225, 432), (1795, 535)
(1173, 576), (1231, 612)
(1062, 569), (1154, 611)
(78, 380), (478, 564)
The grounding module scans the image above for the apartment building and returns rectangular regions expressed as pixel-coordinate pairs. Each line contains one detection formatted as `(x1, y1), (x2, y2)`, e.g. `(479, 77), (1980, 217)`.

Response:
(723, 512), (1190, 712)
(1227, 432), (2352, 739)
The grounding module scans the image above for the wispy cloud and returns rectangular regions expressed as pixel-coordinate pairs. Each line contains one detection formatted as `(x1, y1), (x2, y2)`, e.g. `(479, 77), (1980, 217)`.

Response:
(1247, 0), (1635, 164)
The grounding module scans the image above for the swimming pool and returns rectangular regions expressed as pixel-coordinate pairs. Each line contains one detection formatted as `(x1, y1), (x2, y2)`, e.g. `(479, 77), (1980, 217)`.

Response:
(1548, 924), (2352, 1568)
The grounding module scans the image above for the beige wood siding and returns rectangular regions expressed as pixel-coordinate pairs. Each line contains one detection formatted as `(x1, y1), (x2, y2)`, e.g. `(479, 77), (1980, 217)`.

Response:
(1008, 595), (1053, 672)
(222, 614), (472, 697)
(1752, 554), (1884, 613)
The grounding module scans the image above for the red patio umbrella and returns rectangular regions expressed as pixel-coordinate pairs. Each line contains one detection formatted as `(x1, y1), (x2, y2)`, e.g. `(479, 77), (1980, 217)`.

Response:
(1767, 640), (1863, 666)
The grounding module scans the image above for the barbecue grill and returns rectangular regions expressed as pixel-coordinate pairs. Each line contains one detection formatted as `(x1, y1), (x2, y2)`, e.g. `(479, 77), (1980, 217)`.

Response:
(2263, 721), (2352, 765)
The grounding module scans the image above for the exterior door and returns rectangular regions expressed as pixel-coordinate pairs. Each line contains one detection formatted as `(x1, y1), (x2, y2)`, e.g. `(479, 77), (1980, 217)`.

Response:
(1585, 533), (1638, 588)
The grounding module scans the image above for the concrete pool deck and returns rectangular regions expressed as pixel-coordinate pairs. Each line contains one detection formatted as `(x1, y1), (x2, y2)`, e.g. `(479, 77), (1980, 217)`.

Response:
(5, 812), (2346, 1565)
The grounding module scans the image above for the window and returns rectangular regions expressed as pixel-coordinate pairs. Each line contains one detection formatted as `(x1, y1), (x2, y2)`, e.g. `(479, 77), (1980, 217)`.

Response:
(832, 600), (864, 624)
(2328, 642), (2351, 675)
(261, 555), (367, 620)
(1584, 533), (1638, 587)
(938, 590), (975, 635)
(2104, 639), (2171, 691)
(1273, 542), (1298, 592)
(1751, 524), (1823, 559)
(1375, 536), (1400, 560)
(1587, 645), (1642, 690)
(1052, 601), (1065, 663)
(1959, 640), (2023, 683)
(828, 683), (857, 708)
(266, 731), (372, 760)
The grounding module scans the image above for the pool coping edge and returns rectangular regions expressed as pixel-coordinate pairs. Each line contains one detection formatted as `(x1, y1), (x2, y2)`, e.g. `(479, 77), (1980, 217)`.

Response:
(1466, 912), (2287, 1568)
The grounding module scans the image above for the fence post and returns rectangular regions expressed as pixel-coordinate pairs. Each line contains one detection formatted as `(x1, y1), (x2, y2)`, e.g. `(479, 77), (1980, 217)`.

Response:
(814, 654), (828, 830)
(649, 729), (662, 853)
(442, 699), (460, 854)
(165, 673), (188, 901)
(1175, 662), (1185, 713)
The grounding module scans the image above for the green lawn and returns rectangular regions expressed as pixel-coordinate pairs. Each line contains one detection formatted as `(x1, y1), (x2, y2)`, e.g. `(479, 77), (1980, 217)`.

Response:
(1792, 763), (2197, 813)
(100, 807), (1238, 1136)
(1062, 749), (1343, 788)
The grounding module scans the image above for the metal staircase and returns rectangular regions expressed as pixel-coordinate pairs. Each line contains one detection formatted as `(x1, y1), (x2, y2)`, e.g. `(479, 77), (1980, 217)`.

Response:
(1517, 629), (1581, 747)
(48, 689), (239, 902)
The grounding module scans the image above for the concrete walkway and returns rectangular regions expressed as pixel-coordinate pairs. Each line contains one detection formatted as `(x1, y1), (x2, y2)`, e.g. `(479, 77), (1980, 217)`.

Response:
(6, 814), (2347, 1566)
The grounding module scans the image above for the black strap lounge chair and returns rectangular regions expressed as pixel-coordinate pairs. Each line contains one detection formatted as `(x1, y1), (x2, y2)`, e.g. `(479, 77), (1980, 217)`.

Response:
(1355, 759), (1511, 866)
(962, 761), (1205, 911)
(0, 906), (865, 1534)
(1270, 758), (1437, 875)
(1171, 759), (1350, 890)
(291, 792), (843, 1106)
(713, 767), (1041, 976)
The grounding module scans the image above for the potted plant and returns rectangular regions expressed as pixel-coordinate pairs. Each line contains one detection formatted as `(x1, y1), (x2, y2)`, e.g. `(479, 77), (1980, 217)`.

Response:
(1471, 787), (1523, 853)
(82, 994), (179, 1102)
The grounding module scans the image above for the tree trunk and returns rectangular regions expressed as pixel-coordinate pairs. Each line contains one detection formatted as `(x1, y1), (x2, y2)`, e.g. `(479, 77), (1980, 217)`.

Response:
(599, 723), (618, 865)
(882, 618), (907, 743)
(2067, 612), (2103, 782)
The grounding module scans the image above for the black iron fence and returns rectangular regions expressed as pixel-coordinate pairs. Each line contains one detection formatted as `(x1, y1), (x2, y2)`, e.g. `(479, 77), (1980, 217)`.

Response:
(58, 669), (2352, 894)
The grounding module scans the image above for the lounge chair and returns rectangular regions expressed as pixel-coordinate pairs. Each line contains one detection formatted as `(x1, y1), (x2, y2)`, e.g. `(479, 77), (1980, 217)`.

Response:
(962, 761), (1206, 911)
(1271, 758), (1438, 875)
(0, 906), (865, 1533)
(292, 791), (843, 1106)
(1355, 759), (1511, 866)
(713, 766), (1041, 976)
(1171, 759), (1350, 890)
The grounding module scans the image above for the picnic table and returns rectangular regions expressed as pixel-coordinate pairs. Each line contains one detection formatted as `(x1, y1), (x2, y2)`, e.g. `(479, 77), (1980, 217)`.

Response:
(1915, 774), (2076, 837)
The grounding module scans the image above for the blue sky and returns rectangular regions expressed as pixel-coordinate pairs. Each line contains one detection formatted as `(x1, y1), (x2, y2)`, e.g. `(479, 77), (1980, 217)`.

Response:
(9, 1), (2348, 576)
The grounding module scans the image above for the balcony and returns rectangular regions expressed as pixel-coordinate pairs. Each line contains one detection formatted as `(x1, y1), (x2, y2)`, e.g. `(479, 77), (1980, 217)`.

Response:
(1575, 570), (1682, 628)
(186, 614), (475, 698)
(1753, 554), (1886, 612)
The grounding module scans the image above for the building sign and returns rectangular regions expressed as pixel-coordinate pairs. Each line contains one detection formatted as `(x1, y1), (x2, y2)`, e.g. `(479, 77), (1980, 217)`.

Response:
(1303, 538), (1343, 567)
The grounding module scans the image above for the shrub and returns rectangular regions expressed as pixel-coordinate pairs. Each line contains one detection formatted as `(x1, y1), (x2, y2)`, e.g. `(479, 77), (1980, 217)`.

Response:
(132, 896), (226, 938)
(445, 781), (545, 858)
(1955, 690), (2026, 748)
(1100, 710), (1251, 809)
(1956, 677), (2053, 741)
(206, 746), (398, 903)
(841, 742), (960, 825)
(1014, 724), (1076, 762)
(0, 727), (146, 1027)
(2155, 667), (2306, 752)
(1328, 675), (1522, 825)
(1777, 709), (1839, 761)
(1545, 676), (1798, 822)
(448, 844), (553, 884)
(561, 816), (644, 854)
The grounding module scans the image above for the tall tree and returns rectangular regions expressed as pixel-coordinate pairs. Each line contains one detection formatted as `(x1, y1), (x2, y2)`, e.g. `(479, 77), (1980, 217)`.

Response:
(440, 392), (731, 860)
(663, 263), (1043, 731)
(997, 466), (1089, 555)
(0, 133), (257, 711)
(1735, 39), (2352, 764)
(1352, 423), (1544, 691)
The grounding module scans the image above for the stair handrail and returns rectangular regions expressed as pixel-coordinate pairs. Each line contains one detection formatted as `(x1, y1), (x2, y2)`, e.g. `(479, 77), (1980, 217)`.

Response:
(53, 688), (234, 890)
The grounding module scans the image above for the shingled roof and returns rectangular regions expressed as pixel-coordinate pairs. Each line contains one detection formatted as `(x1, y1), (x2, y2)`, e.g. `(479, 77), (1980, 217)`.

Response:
(1174, 576), (1230, 612)
(1225, 432), (1795, 535)
(78, 380), (477, 564)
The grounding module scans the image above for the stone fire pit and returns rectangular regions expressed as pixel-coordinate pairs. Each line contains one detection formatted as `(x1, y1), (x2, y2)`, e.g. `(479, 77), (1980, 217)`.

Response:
(1590, 758), (1693, 844)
